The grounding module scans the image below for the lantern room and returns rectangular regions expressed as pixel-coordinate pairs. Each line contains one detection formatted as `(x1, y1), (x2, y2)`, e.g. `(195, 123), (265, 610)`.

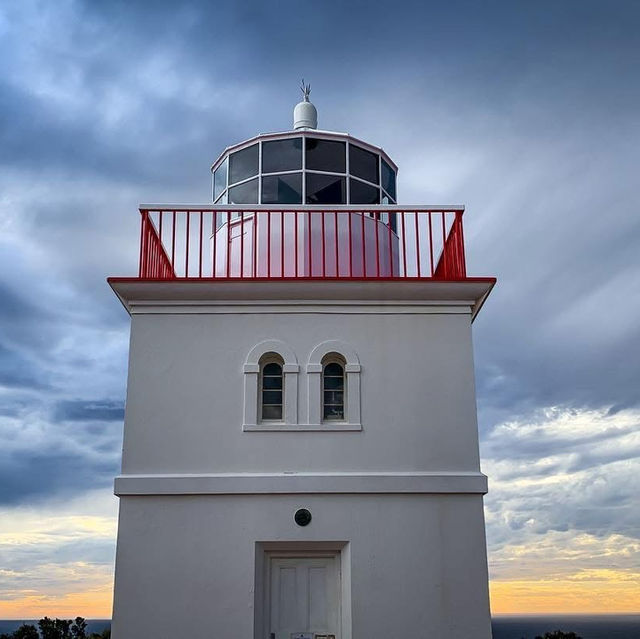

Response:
(211, 130), (398, 207)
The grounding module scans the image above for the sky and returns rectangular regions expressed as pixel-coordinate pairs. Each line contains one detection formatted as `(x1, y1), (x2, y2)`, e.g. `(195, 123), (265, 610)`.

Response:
(0, 0), (639, 619)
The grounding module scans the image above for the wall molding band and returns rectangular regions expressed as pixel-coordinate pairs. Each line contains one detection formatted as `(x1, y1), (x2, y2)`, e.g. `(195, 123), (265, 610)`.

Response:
(114, 472), (488, 496)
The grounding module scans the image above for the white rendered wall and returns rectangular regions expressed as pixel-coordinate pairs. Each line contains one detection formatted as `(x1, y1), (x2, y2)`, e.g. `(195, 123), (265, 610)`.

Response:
(110, 280), (494, 638)
(111, 494), (492, 639)
(119, 305), (481, 475)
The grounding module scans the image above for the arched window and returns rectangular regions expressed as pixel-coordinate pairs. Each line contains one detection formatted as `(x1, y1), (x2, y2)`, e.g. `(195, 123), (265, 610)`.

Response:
(307, 341), (361, 430)
(260, 355), (284, 421)
(243, 340), (298, 430)
(322, 357), (345, 421)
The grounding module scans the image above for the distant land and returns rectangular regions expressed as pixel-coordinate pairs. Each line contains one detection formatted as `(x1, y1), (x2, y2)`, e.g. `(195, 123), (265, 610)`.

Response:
(1, 615), (639, 638)
(0, 619), (110, 636)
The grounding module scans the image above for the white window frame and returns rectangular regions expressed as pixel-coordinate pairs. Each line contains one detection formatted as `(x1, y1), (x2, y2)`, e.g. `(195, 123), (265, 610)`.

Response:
(307, 340), (361, 431)
(243, 339), (299, 431)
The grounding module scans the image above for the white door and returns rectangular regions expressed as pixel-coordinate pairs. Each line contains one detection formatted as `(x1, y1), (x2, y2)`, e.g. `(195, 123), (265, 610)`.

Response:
(268, 555), (340, 639)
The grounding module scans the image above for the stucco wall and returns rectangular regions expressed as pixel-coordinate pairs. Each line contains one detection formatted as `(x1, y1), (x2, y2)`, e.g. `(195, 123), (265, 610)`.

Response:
(111, 493), (492, 639)
(121, 306), (481, 474)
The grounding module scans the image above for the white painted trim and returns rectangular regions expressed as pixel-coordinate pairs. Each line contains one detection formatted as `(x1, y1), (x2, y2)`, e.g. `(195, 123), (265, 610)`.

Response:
(243, 423), (362, 432)
(284, 370), (298, 425)
(307, 341), (361, 428)
(109, 279), (495, 323)
(308, 340), (360, 367)
(255, 542), (352, 639)
(307, 366), (322, 425)
(243, 339), (299, 427)
(245, 339), (298, 366)
(129, 304), (473, 315)
(114, 472), (489, 495)
(243, 370), (259, 426)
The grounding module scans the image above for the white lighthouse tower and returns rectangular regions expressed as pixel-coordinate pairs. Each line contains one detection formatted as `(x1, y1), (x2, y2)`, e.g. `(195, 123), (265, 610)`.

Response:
(109, 88), (495, 639)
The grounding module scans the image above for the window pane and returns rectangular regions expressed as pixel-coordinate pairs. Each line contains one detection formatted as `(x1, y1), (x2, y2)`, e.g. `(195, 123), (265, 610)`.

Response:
(381, 193), (395, 205)
(262, 138), (302, 173)
(214, 191), (228, 207)
(324, 375), (344, 390)
(213, 159), (227, 200)
(262, 404), (282, 420)
(324, 362), (344, 376)
(228, 178), (258, 204)
(263, 362), (282, 375)
(349, 145), (379, 184)
(324, 390), (344, 405)
(229, 144), (258, 184)
(262, 173), (302, 204)
(349, 179), (380, 205)
(262, 390), (282, 405)
(306, 138), (346, 173)
(381, 159), (396, 200)
(306, 173), (346, 204)
(263, 375), (283, 390)
(324, 404), (344, 420)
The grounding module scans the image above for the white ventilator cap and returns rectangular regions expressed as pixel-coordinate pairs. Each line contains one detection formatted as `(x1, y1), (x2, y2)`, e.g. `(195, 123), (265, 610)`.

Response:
(293, 80), (317, 130)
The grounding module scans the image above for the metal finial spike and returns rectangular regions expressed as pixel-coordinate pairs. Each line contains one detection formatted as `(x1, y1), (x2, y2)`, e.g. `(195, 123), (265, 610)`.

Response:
(300, 79), (311, 102)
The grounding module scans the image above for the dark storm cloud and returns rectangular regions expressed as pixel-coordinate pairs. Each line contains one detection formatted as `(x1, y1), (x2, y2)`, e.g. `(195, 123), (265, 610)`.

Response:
(0, 0), (638, 577)
(53, 400), (125, 422)
(0, 450), (116, 505)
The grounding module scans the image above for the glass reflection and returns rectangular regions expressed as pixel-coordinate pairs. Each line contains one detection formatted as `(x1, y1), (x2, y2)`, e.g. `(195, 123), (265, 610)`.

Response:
(228, 178), (258, 204)
(349, 179), (379, 205)
(306, 173), (346, 204)
(306, 138), (346, 173)
(262, 173), (302, 204)
(213, 159), (227, 201)
(229, 144), (258, 185)
(262, 138), (302, 173)
(381, 159), (396, 200)
(349, 145), (379, 184)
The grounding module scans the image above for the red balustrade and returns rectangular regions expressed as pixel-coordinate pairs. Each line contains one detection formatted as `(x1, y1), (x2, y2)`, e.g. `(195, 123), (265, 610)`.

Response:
(136, 206), (467, 280)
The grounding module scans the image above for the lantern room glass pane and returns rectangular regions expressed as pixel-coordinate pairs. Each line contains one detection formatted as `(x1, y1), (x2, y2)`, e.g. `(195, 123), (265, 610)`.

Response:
(262, 138), (302, 173)
(349, 145), (379, 184)
(229, 144), (258, 184)
(381, 159), (396, 200)
(228, 178), (258, 204)
(306, 173), (346, 204)
(213, 159), (227, 201)
(306, 138), (346, 173)
(262, 173), (302, 204)
(349, 179), (380, 204)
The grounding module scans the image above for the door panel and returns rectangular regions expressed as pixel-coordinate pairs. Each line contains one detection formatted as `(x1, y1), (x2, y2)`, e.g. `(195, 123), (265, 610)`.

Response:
(269, 555), (339, 639)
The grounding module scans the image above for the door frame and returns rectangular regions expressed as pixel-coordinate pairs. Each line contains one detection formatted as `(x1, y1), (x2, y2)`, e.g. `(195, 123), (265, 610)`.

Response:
(254, 541), (351, 639)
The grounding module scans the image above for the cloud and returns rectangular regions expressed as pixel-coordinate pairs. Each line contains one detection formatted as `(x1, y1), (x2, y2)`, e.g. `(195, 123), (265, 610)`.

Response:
(482, 408), (640, 589)
(0, 0), (638, 617)
(0, 490), (117, 617)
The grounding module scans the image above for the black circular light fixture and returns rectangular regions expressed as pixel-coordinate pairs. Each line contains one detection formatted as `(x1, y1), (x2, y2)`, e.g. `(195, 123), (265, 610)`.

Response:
(294, 508), (312, 527)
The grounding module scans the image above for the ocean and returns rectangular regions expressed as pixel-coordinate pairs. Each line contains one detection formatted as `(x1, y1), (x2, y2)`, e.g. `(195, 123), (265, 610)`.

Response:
(0, 615), (639, 637)
(491, 615), (640, 639)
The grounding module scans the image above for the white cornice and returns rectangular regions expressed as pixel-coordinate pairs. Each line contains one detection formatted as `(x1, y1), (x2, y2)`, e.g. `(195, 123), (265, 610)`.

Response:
(108, 279), (495, 322)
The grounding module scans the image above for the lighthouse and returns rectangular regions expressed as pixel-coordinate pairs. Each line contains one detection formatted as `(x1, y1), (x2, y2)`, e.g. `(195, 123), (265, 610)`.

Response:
(109, 87), (495, 639)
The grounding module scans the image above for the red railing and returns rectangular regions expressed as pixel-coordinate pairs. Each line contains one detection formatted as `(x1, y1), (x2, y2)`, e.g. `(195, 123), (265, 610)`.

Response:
(136, 205), (467, 280)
